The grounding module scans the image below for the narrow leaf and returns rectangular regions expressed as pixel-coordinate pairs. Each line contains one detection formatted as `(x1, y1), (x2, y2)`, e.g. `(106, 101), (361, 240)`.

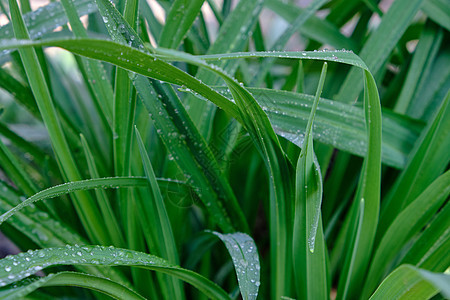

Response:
(210, 232), (260, 300)
(0, 245), (231, 300)
(369, 265), (450, 299)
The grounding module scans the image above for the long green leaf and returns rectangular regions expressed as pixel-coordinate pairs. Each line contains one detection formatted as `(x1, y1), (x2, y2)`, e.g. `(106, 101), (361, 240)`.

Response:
(378, 91), (450, 237)
(210, 86), (421, 169)
(135, 127), (184, 299)
(399, 202), (450, 271)
(0, 272), (145, 300)
(0, 176), (185, 226)
(8, 0), (109, 244)
(80, 134), (125, 247)
(363, 170), (450, 298)
(0, 245), (231, 300)
(159, 0), (205, 49)
(369, 265), (450, 299)
(293, 63), (328, 299)
(336, 69), (382, 299)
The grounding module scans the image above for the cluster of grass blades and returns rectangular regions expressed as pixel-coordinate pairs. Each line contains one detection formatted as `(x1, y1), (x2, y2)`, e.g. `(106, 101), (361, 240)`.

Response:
(0, 0), (449, 299)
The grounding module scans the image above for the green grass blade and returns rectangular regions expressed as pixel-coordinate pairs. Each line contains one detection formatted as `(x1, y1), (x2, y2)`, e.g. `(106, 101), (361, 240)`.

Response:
(369, 265), (450, 300)
(59, 0), (114, 126)
(210, 232), (260, 300)
(394, 22), (443, 114)
(293, 63), (328, 299)
(379, 91), (450, 237)
(363, 170), (450, 298)
(0, 271), (145, 300)
(337, 0), (425, 103)
(335, 71), (382, 298)
(80, 134), (125, 247)
(8, 0), (109, 245)
(399, 202), (450, 271)
(153, 48), (294, 299)
(0, 245), (231, 300)
(159, 0), (205, 49)
(152, 81), (249, 232)
(0, 177), (156, 225)
(93, 0), (248, 233)
(135, 127), (184, 299)
(422, 0), (450, 32)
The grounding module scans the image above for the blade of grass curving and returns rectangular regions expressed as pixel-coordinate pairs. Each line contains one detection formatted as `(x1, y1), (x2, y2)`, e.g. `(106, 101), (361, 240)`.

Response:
(210, 86), (421, 169)
(378, 91), (449, 238)
(159, 0), (205, 49)
(293, 63), (328, 300)
(422, 0), (450, 32)
(153, 48), (294, 299)
(209, 232), (260, 300)
(363, 170), (450, 298)
(0, 183), (129, 284)
(150, 81), (249, 232)
(369, 265), (450, 300)
(0, 44), (374, 125)
(337, 0), (425, 103)
(0, 45), (383, 289)
(8, 0), (109, 245)
(336, 69), (382, 299)
(0, 176), (182, 225)
(135, 127), (184, 299)
(0, 271), (145, 300)
(134, 78), (239, 233)
(218, 75), (293, 300)
(0, 245), (231, 300)
(80, 134), (125, 247)
(0, 181), (87, 246)
(93, 0), (248, 233)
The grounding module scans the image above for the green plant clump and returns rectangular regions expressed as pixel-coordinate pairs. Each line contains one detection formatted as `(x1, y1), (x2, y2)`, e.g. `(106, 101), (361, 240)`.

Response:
(0, 0), (449, 299)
